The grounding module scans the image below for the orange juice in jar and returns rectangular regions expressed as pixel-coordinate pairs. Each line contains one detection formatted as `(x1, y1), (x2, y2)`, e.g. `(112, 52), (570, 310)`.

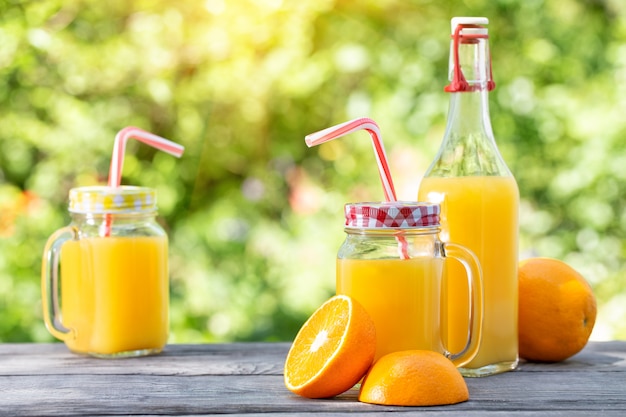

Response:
(42, 186), (169, 357)
(337, 257), (443, 360)
(336, 202), (484, 365)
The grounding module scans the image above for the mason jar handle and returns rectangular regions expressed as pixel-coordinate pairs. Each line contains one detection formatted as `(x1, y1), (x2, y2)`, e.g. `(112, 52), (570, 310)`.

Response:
(441, 242), (484, 367)
(41, 226), (77, 341)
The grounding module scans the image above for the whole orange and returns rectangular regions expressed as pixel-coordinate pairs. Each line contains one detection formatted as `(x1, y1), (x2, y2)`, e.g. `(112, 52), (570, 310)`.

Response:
(518, 257), (596, 362)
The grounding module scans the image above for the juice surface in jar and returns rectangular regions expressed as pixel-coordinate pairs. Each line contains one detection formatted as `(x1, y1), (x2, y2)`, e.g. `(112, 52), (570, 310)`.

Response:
(337, 257), (444, 361)
(419, 175), (519, 369)
(60, 235), (169, 355)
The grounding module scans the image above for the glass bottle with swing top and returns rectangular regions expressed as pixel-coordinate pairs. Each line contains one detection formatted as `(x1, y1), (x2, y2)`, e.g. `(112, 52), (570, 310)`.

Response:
(418, 17), (520, 377)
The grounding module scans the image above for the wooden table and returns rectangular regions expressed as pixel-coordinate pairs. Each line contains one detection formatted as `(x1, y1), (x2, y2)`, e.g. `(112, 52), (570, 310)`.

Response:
(1, 341), (625, 416)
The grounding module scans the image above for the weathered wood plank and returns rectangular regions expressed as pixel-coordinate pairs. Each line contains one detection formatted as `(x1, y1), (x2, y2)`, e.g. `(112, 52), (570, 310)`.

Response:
(2, 370), (626, 416)
(0, 341), (624, 416)
(0, 342), (287, 376)
(1, 341), (624, 376)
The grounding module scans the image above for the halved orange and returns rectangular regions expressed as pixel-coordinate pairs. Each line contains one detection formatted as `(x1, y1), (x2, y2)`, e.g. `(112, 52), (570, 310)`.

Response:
(284, 295), (376, 398)
(359, 350), (469, 406)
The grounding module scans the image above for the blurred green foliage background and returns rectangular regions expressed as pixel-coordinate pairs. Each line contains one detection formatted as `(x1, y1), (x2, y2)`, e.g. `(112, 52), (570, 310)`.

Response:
(0, 0), (625, 344)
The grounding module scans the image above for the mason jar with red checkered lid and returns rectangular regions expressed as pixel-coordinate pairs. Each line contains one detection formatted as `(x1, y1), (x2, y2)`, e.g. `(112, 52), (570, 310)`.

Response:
(336, 201), (485, 366)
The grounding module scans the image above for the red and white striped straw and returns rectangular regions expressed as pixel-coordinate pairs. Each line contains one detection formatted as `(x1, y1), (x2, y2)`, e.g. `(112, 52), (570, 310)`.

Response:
(107, 126), (185, 188)
(305, 117), (409, 259)
(102, 127), (184, 237)
(305, 117), (397, 202)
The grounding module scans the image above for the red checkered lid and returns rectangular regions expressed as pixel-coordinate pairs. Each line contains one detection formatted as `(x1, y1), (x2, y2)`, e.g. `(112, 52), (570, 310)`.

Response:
(344, 202), (440, 228)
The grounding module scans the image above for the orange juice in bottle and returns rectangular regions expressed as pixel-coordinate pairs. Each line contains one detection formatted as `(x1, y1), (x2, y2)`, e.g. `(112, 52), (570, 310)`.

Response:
(418, 17), (519, 376)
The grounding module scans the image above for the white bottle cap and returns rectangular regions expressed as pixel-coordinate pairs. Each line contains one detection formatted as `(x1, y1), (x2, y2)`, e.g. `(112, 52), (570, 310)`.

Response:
(450, 17), (489, 35)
